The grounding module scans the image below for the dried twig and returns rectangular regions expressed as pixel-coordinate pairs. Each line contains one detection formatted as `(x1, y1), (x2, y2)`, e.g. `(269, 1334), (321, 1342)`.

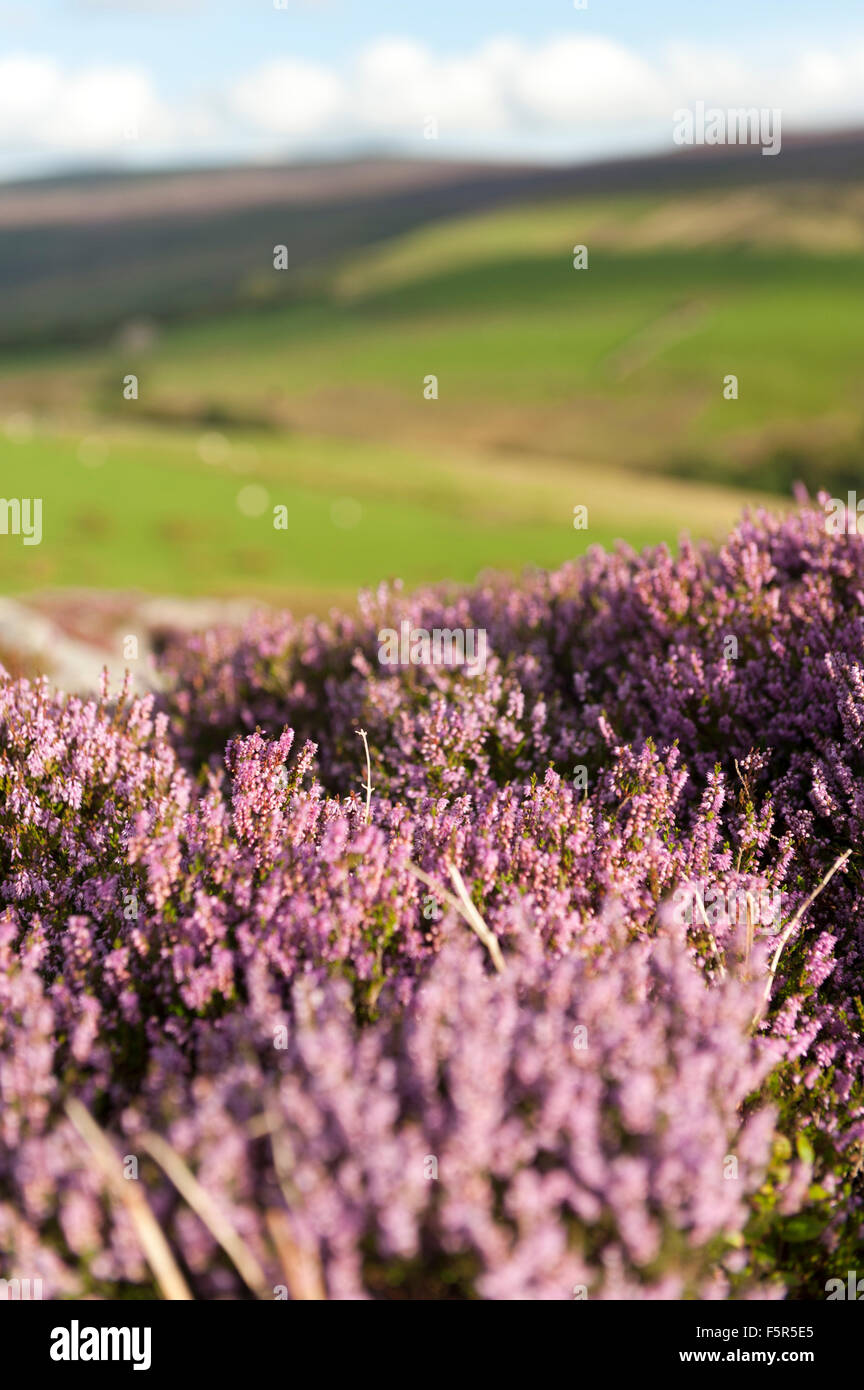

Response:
(406, 860), (505, 974)
(247, 1112), (327, 1300)
(250, 1109), (301, 1207)
(65, 1099), (193, 1302)
(447, 862), (506, 974)
(266, 1208), (326, 1301)
(687, 884), (726, 979)
(744, 892), (755, 973)
(140, 1129), (270, 1299)
(752, 849), (851, 1026)
(356, 727), (373, 825)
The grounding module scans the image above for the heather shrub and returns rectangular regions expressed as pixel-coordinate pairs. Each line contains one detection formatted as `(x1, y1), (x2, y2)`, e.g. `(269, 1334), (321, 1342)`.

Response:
(2, 499), (864, 1298)
(0, 912), (779, 1299)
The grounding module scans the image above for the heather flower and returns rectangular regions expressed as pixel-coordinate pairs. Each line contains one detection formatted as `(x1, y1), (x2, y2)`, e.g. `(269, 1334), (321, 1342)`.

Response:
(3, 500), (864, 1297)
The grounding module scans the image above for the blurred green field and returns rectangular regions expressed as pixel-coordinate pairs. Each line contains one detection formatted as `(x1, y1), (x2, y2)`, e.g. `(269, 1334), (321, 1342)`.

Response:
(4, 178), (861, 603)
(0, 422), (761, 601)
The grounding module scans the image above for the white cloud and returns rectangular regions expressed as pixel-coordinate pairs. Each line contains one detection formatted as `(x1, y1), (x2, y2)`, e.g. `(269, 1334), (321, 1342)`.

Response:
(73, 1), (206, 11)
(347, 39), (511, 134)
(222, 35), (864, 150)
(0, 53), (173, 152)
(230, 58), (345, 138)
(2, 33), (864, 175)
(509, 37), (668, 125)
(0, 56), (61, 134)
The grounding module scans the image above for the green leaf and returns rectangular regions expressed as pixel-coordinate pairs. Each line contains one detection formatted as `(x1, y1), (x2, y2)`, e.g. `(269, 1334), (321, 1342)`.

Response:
(783, 1215), (825, 1243)
(796, 1133), (815, 1165)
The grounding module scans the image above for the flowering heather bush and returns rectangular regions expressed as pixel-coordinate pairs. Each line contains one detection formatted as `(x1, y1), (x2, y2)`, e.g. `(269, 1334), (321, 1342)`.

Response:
(2, 499), (864, 1299)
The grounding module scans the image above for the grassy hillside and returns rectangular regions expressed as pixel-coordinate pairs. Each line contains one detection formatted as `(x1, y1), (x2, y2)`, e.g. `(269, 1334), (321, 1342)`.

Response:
(3, 132), (863, 348)
(116, 185), (863, 484)
(0, 422), (759, 600)
(6, 173), (864, 603)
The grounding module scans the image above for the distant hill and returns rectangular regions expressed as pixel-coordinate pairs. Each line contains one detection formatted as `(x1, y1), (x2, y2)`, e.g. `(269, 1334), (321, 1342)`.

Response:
(2, 128), (864, 350)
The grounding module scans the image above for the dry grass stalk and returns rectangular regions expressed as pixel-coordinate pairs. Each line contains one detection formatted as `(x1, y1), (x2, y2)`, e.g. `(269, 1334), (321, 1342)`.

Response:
(405, 859), (505, 973)
(355, 727), (373, 825)
(752, 849), (851, 1027)
(65, 1098), (193, 1302)
(265, 1208), (327, 1301)
(140, 1129), (270, 1299)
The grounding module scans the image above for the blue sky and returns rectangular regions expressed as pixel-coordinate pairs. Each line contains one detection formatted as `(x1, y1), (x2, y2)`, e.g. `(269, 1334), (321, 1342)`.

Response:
(11, 1), (862, 71)
(2, 1), (863, 177)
